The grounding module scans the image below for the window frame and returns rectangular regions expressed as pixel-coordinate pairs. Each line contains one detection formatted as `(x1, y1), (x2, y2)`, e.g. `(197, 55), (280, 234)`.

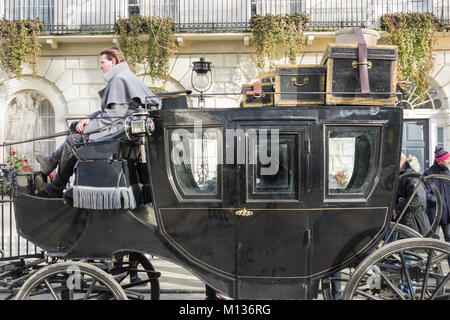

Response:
(245, 130), (301, 202)
(437, 127), (445, 148)
(5, 91), (56, 169)
(323, 123), (384, 203)
(164, 125), (224, 203)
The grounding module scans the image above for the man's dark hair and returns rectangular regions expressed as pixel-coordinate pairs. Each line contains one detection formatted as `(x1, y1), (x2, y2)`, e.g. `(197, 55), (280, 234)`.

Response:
(100, 47), (125, 64)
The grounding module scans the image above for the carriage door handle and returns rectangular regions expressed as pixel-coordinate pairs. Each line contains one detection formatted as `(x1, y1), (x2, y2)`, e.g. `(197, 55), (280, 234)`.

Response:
(235, 208), (254, 217)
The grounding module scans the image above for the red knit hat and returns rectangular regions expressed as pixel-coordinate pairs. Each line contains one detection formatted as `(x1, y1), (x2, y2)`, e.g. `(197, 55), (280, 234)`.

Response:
(435, 145), (450, 162)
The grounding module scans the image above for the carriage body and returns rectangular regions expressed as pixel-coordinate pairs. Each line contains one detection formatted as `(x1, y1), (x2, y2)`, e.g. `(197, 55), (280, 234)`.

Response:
(11, 104), (403, 299)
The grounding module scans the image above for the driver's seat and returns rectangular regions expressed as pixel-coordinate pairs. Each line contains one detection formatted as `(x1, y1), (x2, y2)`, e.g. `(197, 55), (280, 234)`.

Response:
(65, 130), (150, 210)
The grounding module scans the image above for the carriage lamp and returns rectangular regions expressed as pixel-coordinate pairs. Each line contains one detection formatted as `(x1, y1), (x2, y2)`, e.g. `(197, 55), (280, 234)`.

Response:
(191, 57), (213, 108)
(125, 111), (155, 139)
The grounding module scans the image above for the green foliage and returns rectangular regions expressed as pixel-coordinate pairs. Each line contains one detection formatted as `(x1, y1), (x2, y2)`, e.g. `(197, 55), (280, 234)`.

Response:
(250, 13), (310, 72)
(0, 180), (10, 195)
(380, 13), (441, 101)
(0, 19), (44, 77)
(114, 16), (176, 81)
(7, 151), (32, 173)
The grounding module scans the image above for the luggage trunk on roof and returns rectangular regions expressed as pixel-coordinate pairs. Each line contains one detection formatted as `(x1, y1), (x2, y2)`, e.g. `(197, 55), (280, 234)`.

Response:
(322, 44), (398, 105)
(275, 65), (325, 106)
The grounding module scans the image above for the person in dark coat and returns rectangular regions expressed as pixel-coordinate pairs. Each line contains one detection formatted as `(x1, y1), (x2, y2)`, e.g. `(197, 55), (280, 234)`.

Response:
(35, 47), (160, 198)
(394, 153), (430, 236)
(424, 146), (450, 251)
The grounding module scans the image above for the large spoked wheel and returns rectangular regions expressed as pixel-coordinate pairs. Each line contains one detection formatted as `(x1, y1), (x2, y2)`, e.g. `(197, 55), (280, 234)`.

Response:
(14, 261), (127, 300)
(112, 252), (160, 300)
(343, 238), (450, 300)
(321, 222), (423, 300)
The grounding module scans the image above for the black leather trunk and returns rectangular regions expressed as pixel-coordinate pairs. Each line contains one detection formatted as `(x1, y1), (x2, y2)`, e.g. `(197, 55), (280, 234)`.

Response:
(322, 44), (398, 105)
(275, 65), (325, 106)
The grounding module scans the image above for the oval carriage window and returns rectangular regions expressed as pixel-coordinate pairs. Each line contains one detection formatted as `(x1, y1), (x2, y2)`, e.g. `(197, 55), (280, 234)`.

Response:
(326, 126), (381, 198)
(169, 127), (221, 198)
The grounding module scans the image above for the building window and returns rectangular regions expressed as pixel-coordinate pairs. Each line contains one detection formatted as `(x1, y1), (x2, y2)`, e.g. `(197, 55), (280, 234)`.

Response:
(437, 127), (445, 148)
(5, 91), (55, 169)
(396, 83), (443, 109)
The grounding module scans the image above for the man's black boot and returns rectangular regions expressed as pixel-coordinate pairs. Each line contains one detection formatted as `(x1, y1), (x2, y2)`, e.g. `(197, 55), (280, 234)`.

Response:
(40, 146), (77, 198)
(36, 144), (64, 176)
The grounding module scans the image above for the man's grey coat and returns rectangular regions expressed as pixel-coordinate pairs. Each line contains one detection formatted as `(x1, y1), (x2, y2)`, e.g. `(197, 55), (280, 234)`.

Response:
(82, 62), (160, 140)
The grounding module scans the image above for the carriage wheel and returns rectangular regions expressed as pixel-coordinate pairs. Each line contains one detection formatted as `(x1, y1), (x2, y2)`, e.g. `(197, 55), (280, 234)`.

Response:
(112, 252), (160, 300)
(14, 261), (127, 300)
(343, 238), (450, 300)
(321, 222), (423, 300)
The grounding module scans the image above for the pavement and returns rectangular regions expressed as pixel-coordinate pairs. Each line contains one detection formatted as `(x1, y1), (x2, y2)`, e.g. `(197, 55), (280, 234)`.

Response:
(149, 257), (209, 300)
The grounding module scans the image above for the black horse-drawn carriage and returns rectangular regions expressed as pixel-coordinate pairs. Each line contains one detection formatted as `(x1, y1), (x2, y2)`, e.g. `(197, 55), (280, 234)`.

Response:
(1, 98), (448, 300)
(2, 34), (450, 298)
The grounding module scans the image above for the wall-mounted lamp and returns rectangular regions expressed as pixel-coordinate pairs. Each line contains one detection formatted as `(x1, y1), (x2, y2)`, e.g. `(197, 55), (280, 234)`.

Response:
(191, 57), (213, 108)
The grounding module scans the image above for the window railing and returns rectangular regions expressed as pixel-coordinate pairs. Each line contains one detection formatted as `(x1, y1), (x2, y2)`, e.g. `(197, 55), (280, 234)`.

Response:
(1, 0), (449, 34)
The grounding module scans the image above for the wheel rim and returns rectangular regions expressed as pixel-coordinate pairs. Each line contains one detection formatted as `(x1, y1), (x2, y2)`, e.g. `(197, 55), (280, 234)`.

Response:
(344, 239), (450, 300)
(112, 252), (160, 300)
(15, 262), (127, 300)
(321, 222), (423, 300)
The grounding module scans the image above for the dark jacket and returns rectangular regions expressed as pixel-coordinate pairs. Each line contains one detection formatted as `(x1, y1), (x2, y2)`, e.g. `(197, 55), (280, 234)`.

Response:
(424, 161), (450, 225)
(395, 163), (430, 235)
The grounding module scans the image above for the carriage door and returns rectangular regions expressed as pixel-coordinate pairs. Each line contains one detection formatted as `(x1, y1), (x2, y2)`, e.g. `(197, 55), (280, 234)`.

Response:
(233, 122), (311, 285)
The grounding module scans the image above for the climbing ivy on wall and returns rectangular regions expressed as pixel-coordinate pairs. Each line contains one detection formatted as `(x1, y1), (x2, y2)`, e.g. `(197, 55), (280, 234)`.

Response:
(380, 13), (442, 101)
(114, 15), (177, 81)
(0, 19), (44, 77)
(250, 13), (310, 72)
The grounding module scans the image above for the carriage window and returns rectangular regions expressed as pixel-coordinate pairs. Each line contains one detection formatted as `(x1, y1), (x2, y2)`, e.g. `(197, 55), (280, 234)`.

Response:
(169, 127), (221, 199)
(326, 126), (381, 198)
(247, 132), (298, 201)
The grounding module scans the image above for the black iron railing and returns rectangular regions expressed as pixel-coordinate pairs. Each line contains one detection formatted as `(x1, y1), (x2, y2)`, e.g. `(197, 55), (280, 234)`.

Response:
(0, 168), (38, 258)
(1, 0), (449, 34)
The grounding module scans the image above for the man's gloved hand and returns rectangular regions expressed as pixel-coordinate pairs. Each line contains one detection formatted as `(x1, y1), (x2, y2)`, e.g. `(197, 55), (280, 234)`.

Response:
(69, 121), (78, 133)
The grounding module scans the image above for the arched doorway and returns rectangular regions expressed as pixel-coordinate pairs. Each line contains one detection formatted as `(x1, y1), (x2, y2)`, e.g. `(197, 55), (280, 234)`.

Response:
(396, 82), (446, 171)
(5, 91), (56, 170)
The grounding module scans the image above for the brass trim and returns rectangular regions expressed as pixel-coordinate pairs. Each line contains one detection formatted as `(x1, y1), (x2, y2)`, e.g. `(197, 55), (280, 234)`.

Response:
(235, 208), (254, 217)
(352, 60), (372, 69)
(291, 76), (309, 87)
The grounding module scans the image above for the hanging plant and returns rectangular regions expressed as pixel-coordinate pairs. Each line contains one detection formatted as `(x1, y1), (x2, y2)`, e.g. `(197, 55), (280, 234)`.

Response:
(0, 19), (44, 77)
(380, 13), (442, 101)
(114, 16), (176, 81)
(250, 13), (310, 72)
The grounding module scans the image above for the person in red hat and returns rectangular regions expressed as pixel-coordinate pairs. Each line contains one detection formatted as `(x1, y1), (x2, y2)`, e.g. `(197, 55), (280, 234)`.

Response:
(424, 145), (450, 263)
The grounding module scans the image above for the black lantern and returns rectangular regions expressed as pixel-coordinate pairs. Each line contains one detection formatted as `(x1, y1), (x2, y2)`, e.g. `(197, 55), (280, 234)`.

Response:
(191, 57), (213, 108)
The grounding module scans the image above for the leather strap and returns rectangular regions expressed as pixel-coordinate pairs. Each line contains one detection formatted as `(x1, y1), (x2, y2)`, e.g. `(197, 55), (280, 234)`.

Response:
(246, 81), (262, 98)
(354, 28), (370, 94)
